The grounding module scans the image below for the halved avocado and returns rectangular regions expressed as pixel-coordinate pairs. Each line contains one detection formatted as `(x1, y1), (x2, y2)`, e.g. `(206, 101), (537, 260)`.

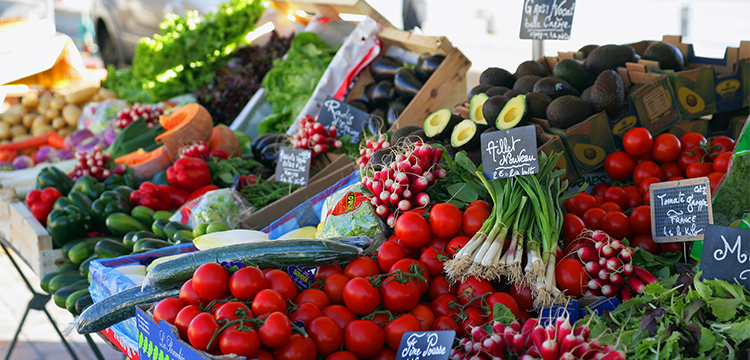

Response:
(469, 93), (489, 125)
(424, 108), (462, 140)
(451, 119), (484, 151)
(481, 96), (509, 128)
(496, 95), (528, 130)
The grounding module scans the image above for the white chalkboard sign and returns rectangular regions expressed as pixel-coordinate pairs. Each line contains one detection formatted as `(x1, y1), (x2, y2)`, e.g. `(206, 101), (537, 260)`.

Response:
(275, 146), (312, 186)
(317, 95), (370, 144)
(481, 125), (539, 180)
(395, 331), (455, 360)
(519, 0), (576, 40)
(649, 177), (713, 243)
(700, 225), (750, 291)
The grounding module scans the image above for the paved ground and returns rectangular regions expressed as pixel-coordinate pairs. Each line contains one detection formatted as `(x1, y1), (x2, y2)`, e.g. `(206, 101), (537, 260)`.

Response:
(0, 248), (126, 360)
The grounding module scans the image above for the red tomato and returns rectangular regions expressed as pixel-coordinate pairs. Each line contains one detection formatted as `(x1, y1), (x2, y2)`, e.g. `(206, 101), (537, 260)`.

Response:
(447, 236), (470, 256)
(153, 298), (184, 325)
(384, 314), (422, 350)
(192, 263), (229, 300)
(625, 192), (643, 209)
(308, 316), (344, 356)
(428, 275), (457, 300)
(604, 151), (636, 181)
(370, 348), (396, 360)
(419, 247), (447, 278)
(252, 289), (287, 316)
(259, 312), (292, 348)
(431, 294), (459, 318)
(582, 207), (607, 230)
(707, 172), (725, 193)
(638, 176), (661, 195)
(680, 132), (707, 151)
(229, 266), (267, 302)
(708, 136), (735, 161)
(175, 305), (201, 340)
(219, 328), (260, 358)
(378, 241), (406, 273)
(623, 127), (654, 156)
(678, 147), (706, 171)
(380, 276), (421, 313)
(713, 152), (732, 173)
(555, 258), (587, 298)
(429, 203), (462, 238)
(188, 312), (220, 351)
(462, 206), (490, 237)
(425, 236), (450, 253)
(324, 273), (349, 305)
(631, 234), (660, 255)
(326, 351), (359, 360)
(215, 301), (250, 323)
(599, 201), (623, 213)
(432, 316), (459, 331)
(603, 186), (628, 209)
(344, 257), (381, 279)
(667, 176), (686, 182)
(342, 277), (380, 316)
(468, 200), (492, 213)
(629, 205), (652, 234)
(457, 276), (494, 307)
(459, 307), (487, 337)
(562, 213), (586, 241)
(660, 162), (684, 179)
(651, 133), (681, 163)
(509, 283), (535, 312)
(565, 193), (597, 217)
(487, 292), (520, 319)
(590, 183), (609, 197)
(273, 333), (316, 360)
(633, 161), (665, 185)
(290, 302), (323, 326)
(395, 212), (431, 248)
(389, 259), (430, 296)
(623, 185), (639, 194)
(344, 320), (385, 359)
(323, 305), (357, 330)
(686, 162), (713, 178)
(601, 211), (631, 240)
(265, 269), (298, 300)
(410, 303), (435, 331)
(179, 279), (204, 307)
(316, 265), (344, 280)
(295, 289), (331, 311)
(593, 195), (604, 206)
(661, 241), (691, 254)
(643, 191), (651, 204)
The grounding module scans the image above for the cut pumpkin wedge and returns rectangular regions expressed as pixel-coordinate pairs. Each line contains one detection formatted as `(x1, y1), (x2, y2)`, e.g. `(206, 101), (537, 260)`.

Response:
(114, 145), (172, 182)
(155, 103), (213, 161)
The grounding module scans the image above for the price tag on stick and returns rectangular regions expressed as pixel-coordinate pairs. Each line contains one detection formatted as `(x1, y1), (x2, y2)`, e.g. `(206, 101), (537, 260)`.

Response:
(519, 0), (577, 40)
(275, 146), (312, 186)
(395, 331), (455, 360)
(700, 225), (750, 292)
(317, 95), (370, 144)
(649, 177), (713, 243)
(480, 125), (539, 180)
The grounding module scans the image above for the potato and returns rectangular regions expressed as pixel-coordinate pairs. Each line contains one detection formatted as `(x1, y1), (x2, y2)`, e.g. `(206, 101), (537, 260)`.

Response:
(38, 97), (51, 111)
(2, 112), (22, 125)
(0, 122), (10, 140)
(22, 113), (36, 128)
(9, 104), (27, 116)
(12, 134), (32, 142)
(22, 93), (39, 108)
(65, 87), (99, 105)
(53, 92), (65, 99)
(32, 115), (50, 129)
(57, 127), (75, 138)
(10, 124), (27, 137)
(50, 98), (66, 110)
(62, 104), (82, 127)
(32, 125), (52, 137)
(91, 94), (103, 102)
(52, 117), (66, 130)
(45, 107), (60, 120)
(98, 87), (118, 100)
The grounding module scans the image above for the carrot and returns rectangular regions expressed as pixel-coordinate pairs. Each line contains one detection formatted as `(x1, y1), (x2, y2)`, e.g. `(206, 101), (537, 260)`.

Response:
(0, 131), (54, 151)
(47, 131), (67, 149)
(0, 150), (18, 162)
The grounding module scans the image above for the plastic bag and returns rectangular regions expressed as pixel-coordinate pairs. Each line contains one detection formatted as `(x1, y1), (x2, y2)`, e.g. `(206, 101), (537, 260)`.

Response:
(316, 182), (387, 252)
(79, 99), (129, 133)
(712, 118), (750, 226)
(170, 188), (254, 228)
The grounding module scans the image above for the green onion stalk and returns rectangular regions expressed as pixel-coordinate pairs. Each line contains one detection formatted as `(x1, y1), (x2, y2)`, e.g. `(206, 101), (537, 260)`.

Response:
(501, 195), (532, 285)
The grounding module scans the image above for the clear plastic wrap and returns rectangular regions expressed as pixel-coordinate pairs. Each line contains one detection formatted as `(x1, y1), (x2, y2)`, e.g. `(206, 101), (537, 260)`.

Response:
(316, 182), (387, 252)
(712, 119), (750, 226)
(170, 188), (254, 228)
(79, 99), (129, 133)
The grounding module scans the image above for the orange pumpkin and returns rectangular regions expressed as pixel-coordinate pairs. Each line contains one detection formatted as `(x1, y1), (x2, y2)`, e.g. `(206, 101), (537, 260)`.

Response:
(114, 146), (172, 182)
(155, 103), (213, 161)
(208, 125), (241, 157)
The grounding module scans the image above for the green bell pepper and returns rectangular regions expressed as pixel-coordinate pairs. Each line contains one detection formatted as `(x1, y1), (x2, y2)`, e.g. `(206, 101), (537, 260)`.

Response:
(35, 167), (74, 196)
(112, 185), (134, 199)
(71, 176), (106, 201)
(91, 191), (133, 228)
(53, 191), (93, 223)
(103, 174), (136, 190)
(47, 206), (88, 247)
(151, 170), (169, 186)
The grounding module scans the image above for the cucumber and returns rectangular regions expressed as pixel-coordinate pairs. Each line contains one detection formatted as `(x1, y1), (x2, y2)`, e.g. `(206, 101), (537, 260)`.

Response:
(145, 239), (362, 290)
(48, 273), (84, 294)
(95, 239), (133, 259)
(123, 231), (138, 248)
(164, 222), (192, 240)
(74, 294), (93, 314)
(151, 218), (170, 238)
(124, 231), (160, 247)
(68, 237), (118, 264)
(41, 270), (78, 293)
(80, 254), (98, 278)
(152, 211), (173, 221)
(54, 280), (88, 308)
(76, 285), (180, 334)
(193, 223), (209, 238)
(131, 206), (155, 225)
(56, 261), (79, 272)
(172, 230), (194, 243)
(106, 213), (149, 237)
(66, 288), (90, 315)
(132, 238), (172, 252)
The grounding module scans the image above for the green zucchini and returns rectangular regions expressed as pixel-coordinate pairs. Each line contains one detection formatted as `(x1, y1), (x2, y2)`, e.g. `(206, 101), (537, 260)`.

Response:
(66, 288), (90, 315)
(163, 221), (191, 240)
(56, 261), (79, 272)
(80, 254), (98, 279)
(68, 237), (119, 264)
(172, 230), (194, 244)
(95, 239), (132, 259)
(326, 236), (377, 251)
(151, 218), (170, 239)
(130, 206), (155, 225)
(74, 293), (93, 314)
(54, 280), (88, 308)
(76, 285), (180, 334)
(152, 210), (173, 221)
(41, 270), (78, 293)
(145, 239), (362, 290)
(63, 237), (117, 260)
(132, 238), (172, 252)
(106, 213), (149, 237)
(48, 273), (84, 294)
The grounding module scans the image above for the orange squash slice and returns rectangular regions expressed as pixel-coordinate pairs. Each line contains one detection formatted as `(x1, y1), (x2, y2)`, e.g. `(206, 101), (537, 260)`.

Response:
(114, 145), (172, 182)
(155, 103), (213, 161)
(208, 124), (241, 157)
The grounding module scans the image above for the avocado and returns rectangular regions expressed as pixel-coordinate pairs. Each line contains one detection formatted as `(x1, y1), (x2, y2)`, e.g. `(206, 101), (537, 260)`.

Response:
(481, 96), (510, 128)
(485, 86), (510, 97)
(515, 60), (549, 78)
(496, 95), (528, 130)
(585, 44), (637, 75)
(553, 58), (596, 93)
(580, 86), (593, 104)
(643, 42), (684, 71)
(504, 89), (523, 98)
(450, 119), (485, 150)
(578, 44), (599, 58)
(589, 70), (625, 116)
(512, 75), (541, 94)
(465, 150), (483, 167)
(407, 129), (429, 143)
(423, 108), (462, 140)
(525, 92), (552, 120)
(546, 95), (593, 129)
(443, 144), (457, 158)
(479, 67), (515, 88)
(467, 84), (493, 101)
(469, 93), (490, 125)
(347, 99), (370, 112)
(533, 77), (580, 99)
(391, 125), (422, 144)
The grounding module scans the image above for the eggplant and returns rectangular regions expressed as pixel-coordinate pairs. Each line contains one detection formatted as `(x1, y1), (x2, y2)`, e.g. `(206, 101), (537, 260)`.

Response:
(252, 133), (289, 159)
(259, 143), (283, 169)
(393, 68), (423, 101)
(416, 53), (446, 81)
(365, 80), (395, 108)
(386, 98), (408, 127)
(346, 99), (371, 113)
(367, 108), (388, 135)
(369, 56), (402, 82)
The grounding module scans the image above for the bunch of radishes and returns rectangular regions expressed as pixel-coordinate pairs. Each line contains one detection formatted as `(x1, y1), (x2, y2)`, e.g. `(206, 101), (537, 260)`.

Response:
(113, 103), (166, 129)
(576, 229), (658, 300)
(361, 141), (446, 227)
(293, 115), (343, 165)
(180, 141), (210, 160)
(70, 147), (113, 181)
(452, 317), (624, 360)
(357, 134), (390, 169)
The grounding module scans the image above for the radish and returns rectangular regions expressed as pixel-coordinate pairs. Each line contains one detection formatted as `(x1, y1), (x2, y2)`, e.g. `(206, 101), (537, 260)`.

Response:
(626, 276), (646, 294)
(622, 262), (634, 276)
(598, 256), (607, 267)
(411, 164), (424, 176)
(391, 182), (403, 196)
(600, 351), (626, 360)
(433, 168), (447, 179)
(376, 205), (390, 218)
(482, 338), (504, 357)
(585, 261), (601, 276)
(431, 147), (443, 165)
(559, 333), (577, 355)
(386, 213), (397, 228)
(379, 190), (391, 203)
(610, 239), (623, 250)
(414, 192), (430, 207)
(632, 265), (658, 284)
(609, 272), (626, 287)
(402, 189), (413, 199)
(601, 284), (619, 297)
(560, 352), (576, 360)
(389, 192), (400, 207)
(418, 144), (432, 167)
(556, 318), (572, 344)
(540, 339), (558, 360)
(600, 244), (615, 258)
(471, 326), (489, 342)
(588, 278), (607, 290)
(492, 321), (505, 335)
(590, 230), (610, 243)
(584, 288), (601, 296)
(423, 171), (435, 185)
(329, 127), (337, 138)
(621, 286), (633, 301)
(509, 321), (522, 333)
(398, 161), (412, 174)
(411, 176), (429, 193)
(619, 247), (634, 261)
(598, 268), (609, 281)
(531, 326), (546, 351)
(578, 247), (599, 262)
(384, 178), (394, 189)
(394, 172), (409, 184)
(398, 199), (412, 212)
(574, 326), (590, 340)
(605, 257), (622, 272)
(525, 344), (541, 358)
(573, 341), (592, 358)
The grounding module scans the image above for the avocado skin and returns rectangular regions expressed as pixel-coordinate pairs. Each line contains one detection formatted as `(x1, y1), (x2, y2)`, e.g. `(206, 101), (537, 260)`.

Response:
(393, 68), (423, 100)
(513, 75), (541, 94)
(643, 42), (684, 71)
(578, 44), (599, 58)
(525, 92), (552, 120)
(485, 86), (511, 97)
(585, 44), (637, 76)
(370, 56), (402, 82)
(480, 67), (515, 88)
(391, 125), (422, 144)
(553, 58), (596, 93)
(504, 90), (523, 99)
(467, 84), (493, 102)
(546, 95), (593, 129)
(589, 70), (625, 116)
(515, 60), (549, 78)
(533, 77), (580, 99)
(347, 99), (371, 113)
(481, 96), (510, 128)
(416, 53), (446, 81)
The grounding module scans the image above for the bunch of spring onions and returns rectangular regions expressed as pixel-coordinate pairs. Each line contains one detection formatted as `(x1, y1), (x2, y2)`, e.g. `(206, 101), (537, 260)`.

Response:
(444, 152), (580, 309)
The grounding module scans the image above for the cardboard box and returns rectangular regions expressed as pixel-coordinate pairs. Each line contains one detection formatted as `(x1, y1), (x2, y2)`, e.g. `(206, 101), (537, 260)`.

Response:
(630, 74), (683, 135)
(743, 59), (750, 108)
(733, 115), (749, 140)
(535, 124), (578, 184)
(667, 119), (709, 138)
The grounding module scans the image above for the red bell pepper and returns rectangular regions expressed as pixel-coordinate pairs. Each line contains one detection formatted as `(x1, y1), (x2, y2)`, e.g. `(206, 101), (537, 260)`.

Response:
(159, 185), (191, 209)
(25, 188), (62, 224)
(166, 157), (212, 191)
(187, 184), (219, 202)
(130, 182), (172, 211)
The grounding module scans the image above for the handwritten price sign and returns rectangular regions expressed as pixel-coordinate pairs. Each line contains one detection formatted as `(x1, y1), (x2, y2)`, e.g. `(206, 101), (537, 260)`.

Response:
(481, 125), (539, 180)
(649, 177), (713, 243)
(395, 331), (455, 360)
(317, 95), (370, 144)
(701, 225), (750, 292)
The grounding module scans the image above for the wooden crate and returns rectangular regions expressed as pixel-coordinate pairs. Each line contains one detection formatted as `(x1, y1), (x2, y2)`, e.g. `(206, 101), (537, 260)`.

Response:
(8, 201), (63, 277)
(272, 0), (394, 28)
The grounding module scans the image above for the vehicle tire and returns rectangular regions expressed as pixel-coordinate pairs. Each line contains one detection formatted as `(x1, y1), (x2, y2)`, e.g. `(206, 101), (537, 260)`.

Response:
(97, 23), (119, 68)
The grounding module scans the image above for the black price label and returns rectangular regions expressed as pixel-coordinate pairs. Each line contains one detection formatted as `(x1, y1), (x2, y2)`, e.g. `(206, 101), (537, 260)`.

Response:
(519, 0), (576, 40)
(395, 331), (455, 360)
(275, 146), (312, 186)
(317, 95), (370, 144)
(649, 177), (713, 243)
(700, 225), (750, 291)
(481, 125), (539, 180)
